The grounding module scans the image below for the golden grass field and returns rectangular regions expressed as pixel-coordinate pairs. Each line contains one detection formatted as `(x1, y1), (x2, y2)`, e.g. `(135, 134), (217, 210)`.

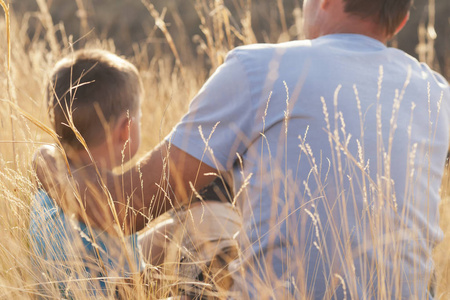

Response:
(0, 0), (449, 299)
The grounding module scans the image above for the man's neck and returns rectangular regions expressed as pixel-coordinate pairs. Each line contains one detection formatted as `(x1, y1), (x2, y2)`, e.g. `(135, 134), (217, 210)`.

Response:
(311, 0), (390, 44)
(319, 15), (389, 44)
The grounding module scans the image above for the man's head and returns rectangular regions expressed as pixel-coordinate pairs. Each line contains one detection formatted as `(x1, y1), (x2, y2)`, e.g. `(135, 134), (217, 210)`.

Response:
(48, 49), (142, 166)
(302, 0), (412, 40)
(342, 0), (411, 36)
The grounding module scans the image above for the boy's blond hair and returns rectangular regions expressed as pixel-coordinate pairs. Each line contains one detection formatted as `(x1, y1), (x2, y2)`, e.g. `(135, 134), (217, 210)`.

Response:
(48, 49), (143, 150)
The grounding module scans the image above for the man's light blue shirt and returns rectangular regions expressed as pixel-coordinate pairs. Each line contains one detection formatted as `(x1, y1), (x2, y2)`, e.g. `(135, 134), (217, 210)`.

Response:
(168, 34), (450, 298)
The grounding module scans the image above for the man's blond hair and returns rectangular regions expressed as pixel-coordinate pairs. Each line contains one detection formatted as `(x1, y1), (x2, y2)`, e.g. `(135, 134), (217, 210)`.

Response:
(48, 49), (143, 150)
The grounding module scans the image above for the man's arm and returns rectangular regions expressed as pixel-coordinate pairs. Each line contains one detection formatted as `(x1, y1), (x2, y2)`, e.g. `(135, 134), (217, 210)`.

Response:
(33, 142), (217, 234)
(123, 141), (217, 231)
(34, 51), (252, 234)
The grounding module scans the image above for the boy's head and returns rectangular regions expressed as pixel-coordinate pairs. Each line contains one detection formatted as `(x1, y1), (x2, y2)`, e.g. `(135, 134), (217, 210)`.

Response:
(48, 49), (142, 166)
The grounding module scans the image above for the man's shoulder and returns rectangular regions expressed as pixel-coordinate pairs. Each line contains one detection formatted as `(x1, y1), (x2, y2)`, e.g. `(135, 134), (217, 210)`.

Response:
(232, 40), (313, 51)
(387, 47), (449, 90)
(226, 40), (314, 63)
(418, 62), (450, 90)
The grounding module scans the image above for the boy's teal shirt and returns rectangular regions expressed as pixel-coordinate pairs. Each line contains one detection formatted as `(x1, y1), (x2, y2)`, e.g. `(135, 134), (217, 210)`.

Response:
(29, 189), (142, 296)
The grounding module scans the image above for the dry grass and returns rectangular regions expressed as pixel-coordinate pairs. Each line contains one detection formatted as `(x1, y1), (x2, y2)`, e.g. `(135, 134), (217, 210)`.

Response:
(0, 0), (449, 299)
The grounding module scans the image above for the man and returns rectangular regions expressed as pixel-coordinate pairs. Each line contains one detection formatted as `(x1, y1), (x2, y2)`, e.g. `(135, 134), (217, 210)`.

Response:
(36, 0), (450, 298)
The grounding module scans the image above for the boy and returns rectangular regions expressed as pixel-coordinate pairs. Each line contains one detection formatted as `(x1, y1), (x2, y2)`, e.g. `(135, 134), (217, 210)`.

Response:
(30, 49), (143, 298)
(32, 49), (242, 299)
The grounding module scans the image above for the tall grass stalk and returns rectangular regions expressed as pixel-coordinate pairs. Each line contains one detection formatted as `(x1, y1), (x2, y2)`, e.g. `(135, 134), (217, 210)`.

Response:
(0, 0), (448, 299)
(0, 0), (10, 71)
(0, 0), (18, 170)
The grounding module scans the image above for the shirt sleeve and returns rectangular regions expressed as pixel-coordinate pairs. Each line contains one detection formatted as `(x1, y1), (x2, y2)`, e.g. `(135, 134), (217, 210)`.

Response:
(167, 50), (255, 171)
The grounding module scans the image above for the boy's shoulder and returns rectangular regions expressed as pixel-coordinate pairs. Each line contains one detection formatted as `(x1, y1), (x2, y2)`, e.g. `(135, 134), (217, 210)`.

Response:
(30, 190), (62, 224)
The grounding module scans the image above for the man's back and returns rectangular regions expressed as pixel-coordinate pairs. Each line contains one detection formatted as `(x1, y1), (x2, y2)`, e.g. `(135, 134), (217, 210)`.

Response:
(170, 33), (450, 298)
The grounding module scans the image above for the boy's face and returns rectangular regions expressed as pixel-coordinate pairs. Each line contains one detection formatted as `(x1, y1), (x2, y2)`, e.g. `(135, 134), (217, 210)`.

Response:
(128, 107), (142, 159)
(110, 98), (142, 169)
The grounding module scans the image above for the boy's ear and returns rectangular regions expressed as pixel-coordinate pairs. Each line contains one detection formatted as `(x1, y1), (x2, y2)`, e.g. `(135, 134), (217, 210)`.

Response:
(115, 113), (132, 144)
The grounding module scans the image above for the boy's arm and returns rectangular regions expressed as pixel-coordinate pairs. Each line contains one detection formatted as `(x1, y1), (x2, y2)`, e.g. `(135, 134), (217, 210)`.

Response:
(33, 142), (216, 234)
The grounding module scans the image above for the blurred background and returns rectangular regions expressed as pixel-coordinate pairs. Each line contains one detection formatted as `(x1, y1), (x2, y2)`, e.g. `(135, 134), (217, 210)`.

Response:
(8, 0), (450, 79)
(0, 1), (449, 298)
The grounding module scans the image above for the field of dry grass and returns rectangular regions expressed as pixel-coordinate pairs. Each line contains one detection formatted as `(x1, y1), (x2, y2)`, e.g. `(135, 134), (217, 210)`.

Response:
(0, 0), (449, 299)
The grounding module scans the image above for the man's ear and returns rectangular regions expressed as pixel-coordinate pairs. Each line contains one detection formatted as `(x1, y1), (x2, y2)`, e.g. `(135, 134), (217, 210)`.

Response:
(320, 0), (332, 9)
(394, 11), (410, 35)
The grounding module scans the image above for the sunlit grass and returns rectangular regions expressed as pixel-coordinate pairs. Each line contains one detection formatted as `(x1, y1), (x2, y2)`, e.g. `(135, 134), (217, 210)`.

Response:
(0, 0), (448, 299)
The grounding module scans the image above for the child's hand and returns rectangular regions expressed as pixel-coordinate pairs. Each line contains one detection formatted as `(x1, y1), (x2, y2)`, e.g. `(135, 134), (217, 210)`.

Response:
(32, 144), (65, 195)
